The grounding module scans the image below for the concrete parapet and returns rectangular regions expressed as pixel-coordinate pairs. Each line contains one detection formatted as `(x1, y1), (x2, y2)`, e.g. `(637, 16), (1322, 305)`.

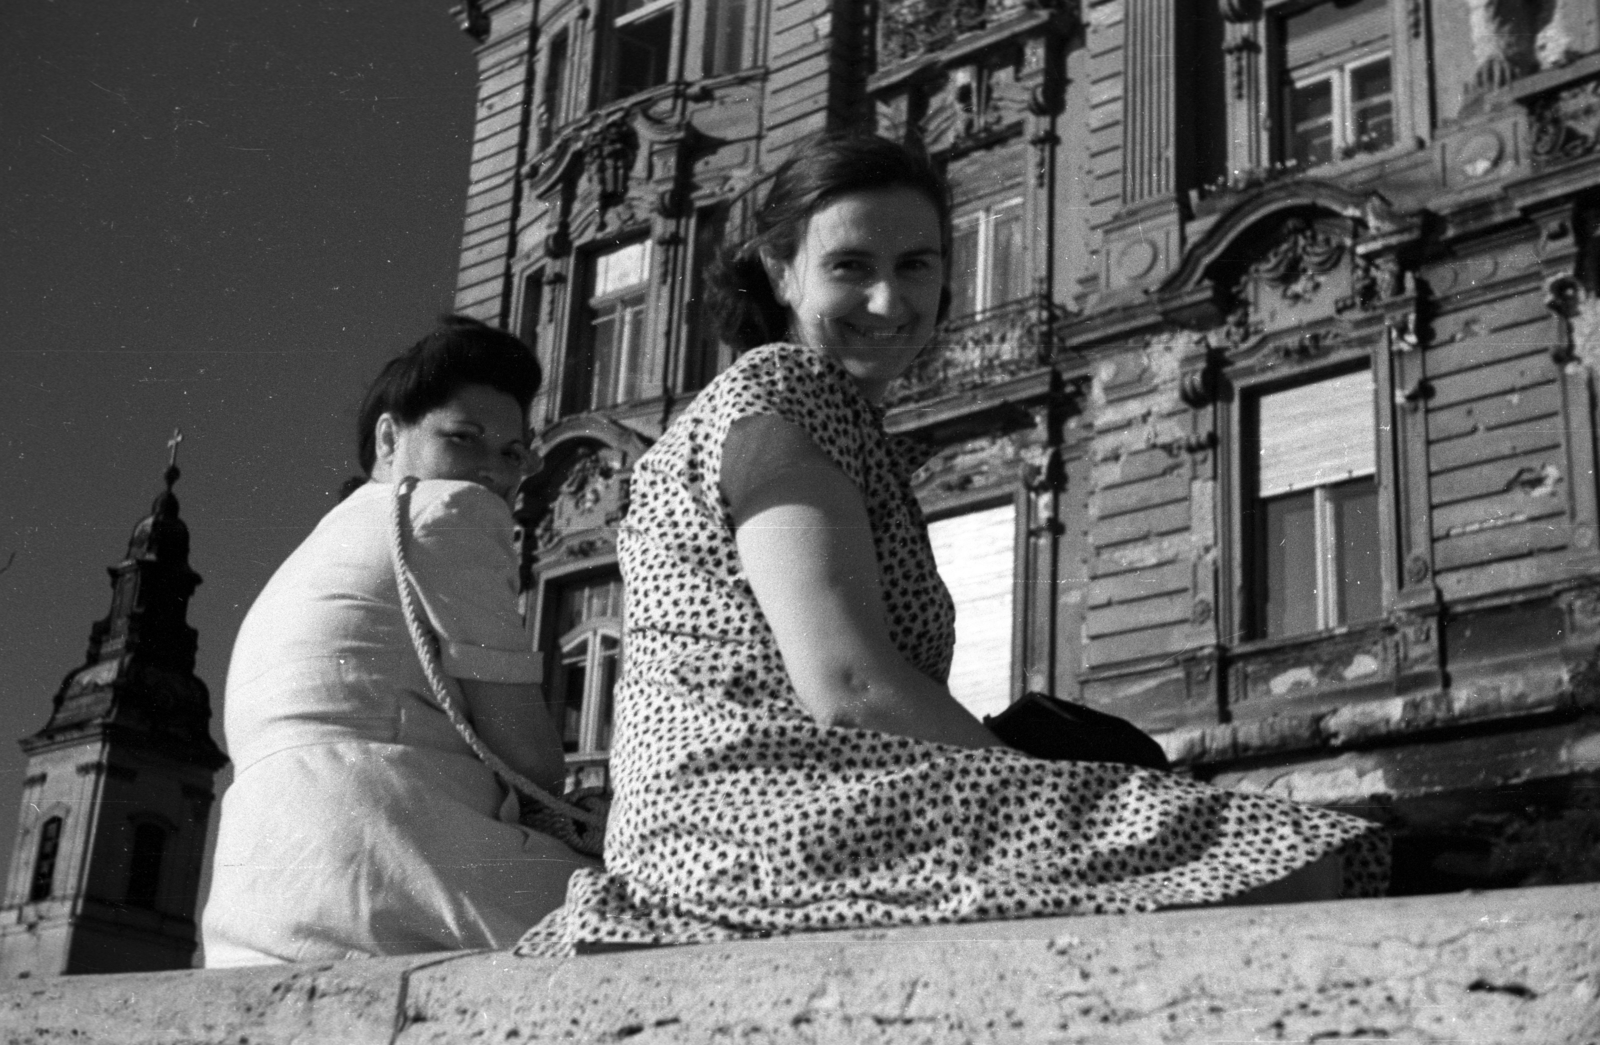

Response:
(4, 884), (1600, 1044)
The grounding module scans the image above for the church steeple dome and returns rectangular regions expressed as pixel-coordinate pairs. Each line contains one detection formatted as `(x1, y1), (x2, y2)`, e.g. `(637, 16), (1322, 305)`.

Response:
(28, 430), (222, 763)
(125, 435), (191, 567)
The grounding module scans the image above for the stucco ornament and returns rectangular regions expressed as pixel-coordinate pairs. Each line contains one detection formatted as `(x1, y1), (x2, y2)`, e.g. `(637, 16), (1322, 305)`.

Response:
(1461, 0), (1576, 96)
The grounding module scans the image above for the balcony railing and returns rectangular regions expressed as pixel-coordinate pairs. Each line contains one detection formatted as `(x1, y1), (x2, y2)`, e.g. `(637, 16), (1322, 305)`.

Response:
(883, 297), (1051, 408)
(877, 0), (1033, 68)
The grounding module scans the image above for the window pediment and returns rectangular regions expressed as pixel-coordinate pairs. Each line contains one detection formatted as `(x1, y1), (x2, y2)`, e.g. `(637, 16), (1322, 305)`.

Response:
(1231, 213), (1359, 335)
(517, 424), (650, 567)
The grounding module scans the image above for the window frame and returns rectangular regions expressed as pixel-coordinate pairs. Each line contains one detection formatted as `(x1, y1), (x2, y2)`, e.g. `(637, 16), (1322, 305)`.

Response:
(1284, 50), (1395, 168)
(595, 0), (680, 106)
(948, 196), (1028, 321)
(1222, 0), (1427, 182)
(1239, 363), (1384, 642)
(561, 238), (658, 416)
(544, 571), (624, 757)
(700, 0), (762, 78)
(556, 628), (621, 754)
(123, 820), (169, 910)
(538, 27), (571, 151)
(29, 815), (64, 903)
(680, 203), (733, 394)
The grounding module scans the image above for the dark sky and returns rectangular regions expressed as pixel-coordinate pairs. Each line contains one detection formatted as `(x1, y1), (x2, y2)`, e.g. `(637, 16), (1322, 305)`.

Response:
(0, 2), (480, 889)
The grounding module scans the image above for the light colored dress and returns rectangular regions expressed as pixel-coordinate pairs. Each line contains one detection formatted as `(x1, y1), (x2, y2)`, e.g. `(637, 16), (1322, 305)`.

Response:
(516, 343), (1388, 956)
(203, 480), (594, 967)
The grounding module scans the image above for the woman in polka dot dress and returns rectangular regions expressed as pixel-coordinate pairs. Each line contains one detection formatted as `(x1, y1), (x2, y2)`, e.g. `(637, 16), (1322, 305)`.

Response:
(516, 134), (1388, 956)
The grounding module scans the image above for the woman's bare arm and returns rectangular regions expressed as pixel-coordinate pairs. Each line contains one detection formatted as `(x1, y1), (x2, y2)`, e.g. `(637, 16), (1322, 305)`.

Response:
(722, 414), (1003, 749)
(458, 679), (568, 795)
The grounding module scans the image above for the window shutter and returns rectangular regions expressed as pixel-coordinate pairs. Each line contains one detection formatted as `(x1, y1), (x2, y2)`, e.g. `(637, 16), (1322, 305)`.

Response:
(926, 504), (1016, 720)
(1258, 368), (1376, 497)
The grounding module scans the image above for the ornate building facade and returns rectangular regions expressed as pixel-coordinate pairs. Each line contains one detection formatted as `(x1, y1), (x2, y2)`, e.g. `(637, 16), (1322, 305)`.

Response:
(0, 444), (226, 976)
(450, 0), (1600, 890)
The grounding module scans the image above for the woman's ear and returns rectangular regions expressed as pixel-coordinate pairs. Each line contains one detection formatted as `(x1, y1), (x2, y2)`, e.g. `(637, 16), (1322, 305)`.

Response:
(372, 413), (399, 475)
(759, 251), (793, 308)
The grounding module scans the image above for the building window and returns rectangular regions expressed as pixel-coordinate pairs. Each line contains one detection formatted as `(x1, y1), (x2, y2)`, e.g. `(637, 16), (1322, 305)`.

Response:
(552, 574), (623, 754)
(1281, 0), (1394, 167)
(703, 0), (758, 77)
(562, 239), (658, 415)
(926, 503), (1017, 720)
(538, 29), (569, 150)
(948, 199), (1027, 320)
(29, 816), (63, 902)
(600, 0), (676, 104)
(518, 270), (544, 350)
(124, 823), (167, 909)
(1248, 368), (1382, 639)
(682, 205), (730, 394)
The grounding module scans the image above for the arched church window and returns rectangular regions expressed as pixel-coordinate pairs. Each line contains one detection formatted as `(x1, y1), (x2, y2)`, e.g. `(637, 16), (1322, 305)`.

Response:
(124, 822), (168, 909)
(29, 816), (63, 903)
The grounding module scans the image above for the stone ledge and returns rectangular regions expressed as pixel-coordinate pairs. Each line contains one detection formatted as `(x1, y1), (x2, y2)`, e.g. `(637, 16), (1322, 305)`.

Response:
(4, 884), (1600, 1044)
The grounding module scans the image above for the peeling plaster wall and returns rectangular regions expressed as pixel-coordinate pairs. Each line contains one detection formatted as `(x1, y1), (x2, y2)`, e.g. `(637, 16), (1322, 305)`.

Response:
(1083, 332), (1214, 683)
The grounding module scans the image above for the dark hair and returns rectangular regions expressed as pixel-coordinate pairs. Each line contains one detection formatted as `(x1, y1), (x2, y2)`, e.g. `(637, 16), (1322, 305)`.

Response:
(707, 133), (953, 352)
(351, 314), (541, 479)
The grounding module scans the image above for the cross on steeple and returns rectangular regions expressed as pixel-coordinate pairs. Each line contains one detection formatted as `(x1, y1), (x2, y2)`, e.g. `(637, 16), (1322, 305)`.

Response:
(165, 428), (183, 490)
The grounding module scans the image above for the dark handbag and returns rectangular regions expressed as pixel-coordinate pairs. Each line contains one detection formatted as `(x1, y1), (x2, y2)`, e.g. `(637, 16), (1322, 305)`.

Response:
(984, 691), (1171, 771)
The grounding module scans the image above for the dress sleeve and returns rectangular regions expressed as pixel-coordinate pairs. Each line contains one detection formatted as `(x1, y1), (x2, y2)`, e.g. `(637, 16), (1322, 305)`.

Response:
(404, 480), (540, 684)
(704, 343), (873, 493)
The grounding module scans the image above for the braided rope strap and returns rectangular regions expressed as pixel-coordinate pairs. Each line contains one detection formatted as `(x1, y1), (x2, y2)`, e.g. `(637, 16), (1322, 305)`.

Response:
(388, 477), (607, 858)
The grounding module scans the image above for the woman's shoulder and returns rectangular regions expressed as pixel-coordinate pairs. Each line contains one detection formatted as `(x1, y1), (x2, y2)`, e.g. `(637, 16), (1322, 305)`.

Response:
(408, 479), (513, 529)
(337, 479), (512, 532)
(699, 342), (855, 411)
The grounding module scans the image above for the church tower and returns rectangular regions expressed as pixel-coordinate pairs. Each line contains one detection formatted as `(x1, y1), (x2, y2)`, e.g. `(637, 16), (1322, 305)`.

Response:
(0, 434), (227, 977)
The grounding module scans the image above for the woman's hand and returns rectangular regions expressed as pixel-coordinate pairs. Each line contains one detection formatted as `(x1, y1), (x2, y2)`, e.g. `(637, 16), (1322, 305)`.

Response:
(722, 414), (1003, 750)
(458, 679), (568, 796)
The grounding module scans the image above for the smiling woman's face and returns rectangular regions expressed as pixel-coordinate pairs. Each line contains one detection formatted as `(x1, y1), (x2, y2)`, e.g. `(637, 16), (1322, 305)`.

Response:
(372, 383), (530, 503)
(765, 186), (945, 403)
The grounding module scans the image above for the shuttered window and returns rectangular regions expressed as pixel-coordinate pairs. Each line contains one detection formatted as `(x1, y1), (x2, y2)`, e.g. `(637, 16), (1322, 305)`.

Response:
(926, 504), (1016, 720)
(1258, 368), (1376, 497)
(1252, 368), (1382, 638)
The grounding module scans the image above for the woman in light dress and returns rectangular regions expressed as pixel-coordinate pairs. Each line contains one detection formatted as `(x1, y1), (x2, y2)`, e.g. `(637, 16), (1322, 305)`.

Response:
(203, 317), (594, 966)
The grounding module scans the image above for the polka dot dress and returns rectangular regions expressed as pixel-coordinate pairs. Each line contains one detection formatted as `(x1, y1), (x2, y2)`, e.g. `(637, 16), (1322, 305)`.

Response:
(514, 343), (1388, 956)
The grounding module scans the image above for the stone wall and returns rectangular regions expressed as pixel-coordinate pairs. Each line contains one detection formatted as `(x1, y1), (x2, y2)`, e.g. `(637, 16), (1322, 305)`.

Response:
(5, 884), (1599, 1044)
